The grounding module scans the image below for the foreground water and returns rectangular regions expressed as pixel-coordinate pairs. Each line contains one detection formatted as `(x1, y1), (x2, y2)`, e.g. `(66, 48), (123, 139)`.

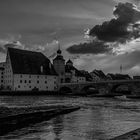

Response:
(0, 96), (140, 140)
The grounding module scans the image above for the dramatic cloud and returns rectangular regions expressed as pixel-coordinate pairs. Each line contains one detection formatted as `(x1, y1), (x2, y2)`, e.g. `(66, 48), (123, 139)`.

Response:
(89, 2), (140, 43)
(67, 41), (111, 54)
(67, 2), (140, 55)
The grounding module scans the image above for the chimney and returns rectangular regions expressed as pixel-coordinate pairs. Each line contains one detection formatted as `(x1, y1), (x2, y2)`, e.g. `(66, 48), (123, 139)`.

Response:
(40, 65), (43, 73)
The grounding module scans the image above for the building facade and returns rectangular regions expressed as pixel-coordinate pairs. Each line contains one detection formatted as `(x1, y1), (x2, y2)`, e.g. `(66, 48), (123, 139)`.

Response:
(0, 62), (5, 89)
(53, 49), (65, 83)
(0, 46), (87, 91)
(65, 59), (86, 83)
(3, 47), (58, 91)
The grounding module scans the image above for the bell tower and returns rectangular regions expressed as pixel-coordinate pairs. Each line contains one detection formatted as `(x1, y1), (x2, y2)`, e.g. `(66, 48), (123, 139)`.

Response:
(53, 44), (65, 83)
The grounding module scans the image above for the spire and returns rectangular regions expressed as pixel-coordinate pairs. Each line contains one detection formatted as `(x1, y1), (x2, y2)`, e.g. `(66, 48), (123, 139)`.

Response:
(57, 41), (62, 55)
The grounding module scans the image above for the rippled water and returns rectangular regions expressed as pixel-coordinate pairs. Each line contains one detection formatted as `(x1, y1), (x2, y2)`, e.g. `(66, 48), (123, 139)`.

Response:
(0, 96), (140, 140)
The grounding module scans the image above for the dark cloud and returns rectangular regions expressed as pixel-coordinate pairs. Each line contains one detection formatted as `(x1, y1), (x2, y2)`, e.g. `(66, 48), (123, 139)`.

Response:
(67, 41), (111, 54)
(67, 2), (140, 55)
(89, 2), (140, 42)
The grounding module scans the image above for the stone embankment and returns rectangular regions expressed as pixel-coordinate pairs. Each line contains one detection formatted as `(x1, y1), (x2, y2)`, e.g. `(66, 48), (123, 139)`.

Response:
(0, 105), (80, 136)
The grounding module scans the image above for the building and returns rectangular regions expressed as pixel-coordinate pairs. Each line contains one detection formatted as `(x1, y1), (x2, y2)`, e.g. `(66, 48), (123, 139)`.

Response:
(53, 48), (65, 83)
(0, 46), (87, 91)
(65, 59), (86, 83)
(107, 73), (132, 80)
(90, 69), (107, 81)
(79, 70), (93, 82)
(52, 47), (86, 84)
(3, 47), (58, 91)
(0, 62), (5, 89)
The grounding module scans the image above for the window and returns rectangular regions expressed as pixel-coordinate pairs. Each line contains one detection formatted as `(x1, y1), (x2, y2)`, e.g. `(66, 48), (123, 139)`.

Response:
(37, 75), (39, 78)
(29, 86), (31, 88)
(20, 80), (22, 83)
(18, 85), (20, 88)
(25, 80), (27, 83)
(45, 81), (47, 84)
(29, 80), (31, 83)
(20, 75), (22, 78)
(46, 86), (48, 89)
(37, 80), (39, 83)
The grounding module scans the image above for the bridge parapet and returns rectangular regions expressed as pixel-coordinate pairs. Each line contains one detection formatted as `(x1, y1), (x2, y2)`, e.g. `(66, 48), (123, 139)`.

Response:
(58, 80), (140, 95)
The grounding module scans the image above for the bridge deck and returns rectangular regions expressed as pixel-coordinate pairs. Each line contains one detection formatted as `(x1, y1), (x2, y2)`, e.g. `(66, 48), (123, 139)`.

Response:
(59, 80), (140, 86)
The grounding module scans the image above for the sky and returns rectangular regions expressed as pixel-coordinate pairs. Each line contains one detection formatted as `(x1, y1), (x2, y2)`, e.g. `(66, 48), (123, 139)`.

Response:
(0, 0), (140, 75)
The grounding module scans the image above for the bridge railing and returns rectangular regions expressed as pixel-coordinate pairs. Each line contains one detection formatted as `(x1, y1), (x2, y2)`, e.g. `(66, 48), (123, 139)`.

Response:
(59, 79), (140, 87)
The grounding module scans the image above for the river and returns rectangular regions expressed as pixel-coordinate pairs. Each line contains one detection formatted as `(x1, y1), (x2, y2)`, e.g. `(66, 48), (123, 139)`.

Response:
(0, 96), (140, 140)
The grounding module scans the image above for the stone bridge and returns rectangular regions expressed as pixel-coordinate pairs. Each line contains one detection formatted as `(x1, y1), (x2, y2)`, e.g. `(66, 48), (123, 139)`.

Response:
(58, 80), (140, 95)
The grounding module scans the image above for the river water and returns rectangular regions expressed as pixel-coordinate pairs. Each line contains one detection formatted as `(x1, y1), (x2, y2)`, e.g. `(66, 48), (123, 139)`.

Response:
(0, 96), (140, 140)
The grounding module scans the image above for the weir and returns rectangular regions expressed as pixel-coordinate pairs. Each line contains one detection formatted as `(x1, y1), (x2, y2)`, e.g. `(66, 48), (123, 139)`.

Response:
(0, 105), (80, 136)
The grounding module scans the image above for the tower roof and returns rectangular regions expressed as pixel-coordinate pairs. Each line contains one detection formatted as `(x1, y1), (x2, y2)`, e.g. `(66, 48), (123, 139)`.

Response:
(66, 59), (73, 64)
(57, 49), (61, 54)
(53, 47), (65, 61)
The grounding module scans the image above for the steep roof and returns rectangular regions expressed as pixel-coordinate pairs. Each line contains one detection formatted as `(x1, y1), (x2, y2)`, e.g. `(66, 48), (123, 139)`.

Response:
(92, 69), (107, 79)
(8, 47), (57, 75)
(53, 55), (65, 61)
(107, 73), (131, 80)
(65, 65), (85, 77)
(66, 59), (73, 64)
(80, 70), (93, 81)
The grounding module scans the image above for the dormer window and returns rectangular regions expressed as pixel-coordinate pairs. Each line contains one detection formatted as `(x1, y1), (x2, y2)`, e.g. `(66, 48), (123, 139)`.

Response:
(40, 65), (43, 73)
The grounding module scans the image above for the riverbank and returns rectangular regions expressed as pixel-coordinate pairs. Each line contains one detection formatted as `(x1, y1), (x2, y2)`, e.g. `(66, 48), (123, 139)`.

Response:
(0, 105), (80, 136)
(0, 90), (123, 97)
(110, 128), (140, 140)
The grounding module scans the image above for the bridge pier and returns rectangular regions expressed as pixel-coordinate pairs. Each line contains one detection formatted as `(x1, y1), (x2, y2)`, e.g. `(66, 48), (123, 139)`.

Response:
(98, 87), (110, 95)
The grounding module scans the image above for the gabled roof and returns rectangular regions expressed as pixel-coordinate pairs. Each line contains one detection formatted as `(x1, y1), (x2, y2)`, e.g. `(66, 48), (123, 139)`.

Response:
(107, 73), (131, 80)
(91, 69), (107, 79)
(80, 70), (93, 81)
(65, 65), (85, 77)
(8, 47), (58, 75)
(66, 59), (73, 64)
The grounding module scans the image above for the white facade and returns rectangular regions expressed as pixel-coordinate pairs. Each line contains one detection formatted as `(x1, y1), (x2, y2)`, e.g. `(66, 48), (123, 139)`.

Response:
(0, 62), (5, 88)
(13, 74), (58, 91)
(4, 52), (13, 90)
(2, 48), (58, 91)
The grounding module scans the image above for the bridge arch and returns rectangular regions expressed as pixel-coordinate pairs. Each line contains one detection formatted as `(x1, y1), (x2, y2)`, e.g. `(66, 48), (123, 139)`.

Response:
(81, 85), (99, 94)
(59, 86), (72, 94)
(110, 84), (132, 94)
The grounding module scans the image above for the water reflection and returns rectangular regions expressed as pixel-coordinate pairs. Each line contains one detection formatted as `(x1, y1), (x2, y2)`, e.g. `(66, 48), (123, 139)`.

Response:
(0, 96), (140, 140)
(52, 116), (64, 140)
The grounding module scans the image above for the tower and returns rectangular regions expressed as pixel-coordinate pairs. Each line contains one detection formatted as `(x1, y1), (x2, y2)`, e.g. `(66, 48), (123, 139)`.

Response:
(66, 59), (73, 66)
(53, 46), (65, 83)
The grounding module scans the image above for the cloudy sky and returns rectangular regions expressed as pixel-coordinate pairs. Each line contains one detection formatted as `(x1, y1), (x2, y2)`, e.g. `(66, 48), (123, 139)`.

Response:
(0, 0), (140, 75)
